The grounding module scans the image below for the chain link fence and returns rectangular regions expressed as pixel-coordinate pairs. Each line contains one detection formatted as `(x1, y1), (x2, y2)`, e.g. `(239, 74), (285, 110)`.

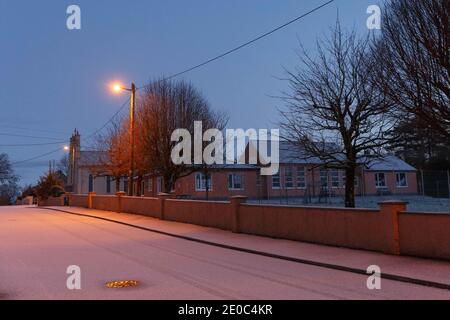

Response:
(417, 170), (450, 198)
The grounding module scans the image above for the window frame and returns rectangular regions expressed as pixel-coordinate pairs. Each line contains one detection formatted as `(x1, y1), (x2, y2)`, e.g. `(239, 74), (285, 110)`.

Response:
(195, 173), (213, 192)
(284, 167), (294, 189)
(296, 166), (307, 189)
(396, 172), (408, 188)
(228, 173), (244, 190)
(331, 169), (340, 188)
(375, 172), (387, 188)
(141, 180), (146, 196)
(272, 171), (281, 190)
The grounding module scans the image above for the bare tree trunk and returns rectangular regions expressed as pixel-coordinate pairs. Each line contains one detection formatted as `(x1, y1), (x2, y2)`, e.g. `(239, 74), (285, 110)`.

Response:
(163, 174), (173, 194)
(345, 165), (356, 208)
(204, 169), (210, 201)
(115, 176), (120, 192)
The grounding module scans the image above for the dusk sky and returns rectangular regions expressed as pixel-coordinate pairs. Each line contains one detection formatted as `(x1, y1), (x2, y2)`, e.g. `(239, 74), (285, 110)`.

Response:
(0, 0), (383, 186)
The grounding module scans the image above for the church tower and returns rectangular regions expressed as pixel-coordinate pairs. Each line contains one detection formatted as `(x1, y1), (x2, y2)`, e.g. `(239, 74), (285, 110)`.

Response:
(67, 129), (81, 192)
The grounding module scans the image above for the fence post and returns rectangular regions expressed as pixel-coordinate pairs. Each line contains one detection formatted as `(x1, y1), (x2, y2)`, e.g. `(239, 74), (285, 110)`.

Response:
(230, 196), (248, 233)
(88, 192), (97, 209)
(378, 200), (408, 255)
(116, 192), (126, 213)
(158, 193), (171, 220)
(447, 170), (450, 199)
(421, 169), (425, 196)
(64, 192), (73, 206)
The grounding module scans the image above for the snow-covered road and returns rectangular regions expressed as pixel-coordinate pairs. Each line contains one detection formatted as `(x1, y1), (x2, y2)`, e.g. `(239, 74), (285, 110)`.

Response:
(0, 206), (449, 300)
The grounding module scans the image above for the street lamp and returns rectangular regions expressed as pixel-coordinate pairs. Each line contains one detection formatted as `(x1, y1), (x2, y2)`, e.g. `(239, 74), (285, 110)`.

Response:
(63, 145), (70, 151)
(111, 81), (136, 196)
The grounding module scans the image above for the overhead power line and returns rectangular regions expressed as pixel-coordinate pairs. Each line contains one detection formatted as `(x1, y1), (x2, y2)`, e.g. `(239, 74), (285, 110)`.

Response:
(0, 133), (63, 141)
(87, 1), (334, 137)
(17, 1), (334, 167)
(11, 148), (63, 166)
(139, 0), (335, 87)
(0, 124), (69, 136)
(85, 97), (130, 142)
(0, 141), (68, 147)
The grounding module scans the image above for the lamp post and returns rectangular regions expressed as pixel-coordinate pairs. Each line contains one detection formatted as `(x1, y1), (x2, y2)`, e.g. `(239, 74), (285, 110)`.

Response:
(112, 82), (136, 196)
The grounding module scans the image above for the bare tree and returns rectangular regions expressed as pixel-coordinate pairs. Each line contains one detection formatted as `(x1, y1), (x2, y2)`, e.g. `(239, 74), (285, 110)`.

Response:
(35, 171), (65, 200)
(374, 0), (450, 138)
(0, 153), (20, 205)
(279, 23), (394, 208)
(138, 78), (227, 194)
(56, 155), (69, 184)
(95, 117), (130, 192)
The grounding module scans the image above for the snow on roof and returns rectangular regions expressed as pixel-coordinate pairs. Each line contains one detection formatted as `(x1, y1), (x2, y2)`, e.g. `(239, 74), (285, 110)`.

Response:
(78, 143), (416, 172)
(248, 140), (416, 171)
(364, 155), (416, 171)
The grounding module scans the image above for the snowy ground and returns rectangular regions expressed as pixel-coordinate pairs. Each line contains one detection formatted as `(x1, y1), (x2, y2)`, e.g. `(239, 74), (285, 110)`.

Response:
(1, 206), (449, 300)
(249, 195), (450, 213)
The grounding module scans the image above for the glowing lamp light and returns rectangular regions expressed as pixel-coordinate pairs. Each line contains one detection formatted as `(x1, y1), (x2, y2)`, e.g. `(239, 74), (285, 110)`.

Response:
(63, 145), (70, 151)
(112, 83), (123, 93)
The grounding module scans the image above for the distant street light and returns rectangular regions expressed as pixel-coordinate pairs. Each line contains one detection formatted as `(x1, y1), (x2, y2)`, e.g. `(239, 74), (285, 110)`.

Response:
(63, 145), (70, 151)
(111, 81), (136, 196)
(112, 83), (122, 93)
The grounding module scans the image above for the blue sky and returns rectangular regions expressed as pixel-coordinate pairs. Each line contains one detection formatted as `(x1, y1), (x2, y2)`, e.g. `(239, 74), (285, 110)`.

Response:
(0, 0), (383, 186)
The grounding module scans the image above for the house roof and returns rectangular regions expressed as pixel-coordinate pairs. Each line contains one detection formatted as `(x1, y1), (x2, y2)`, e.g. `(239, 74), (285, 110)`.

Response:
(78, 151), (108, 167)
(363, 155), (416, 172)
(77, 142), (416, 172)
(248, 140), (416, 171)
(77, 150), (259, 171)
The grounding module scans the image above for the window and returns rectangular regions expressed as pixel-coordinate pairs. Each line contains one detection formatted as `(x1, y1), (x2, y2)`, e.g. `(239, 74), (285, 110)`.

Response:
(106, 176), (111, 194)
(375, 173), (386, 188)
(272, 171), (281, 189)
(396, 172), (408, 187)
(331, 169), (339, 188)
(285, 167), (294, 188)
(157, 177), (162, 193)
(256, 174), (262, 188)
(148, 178), (153, 192)
(297, 167), (306, 189)
(320, 168), (328, 188)
(88, 174), (93, 192)
(141, 180), (145, 196)
(228, 173), (244, 190)
(123, 180), (128, 193)
(195, 173), (213, 191)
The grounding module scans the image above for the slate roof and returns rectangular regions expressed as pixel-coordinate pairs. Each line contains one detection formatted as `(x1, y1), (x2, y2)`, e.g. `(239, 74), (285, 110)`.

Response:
(248, 140), (416, 171)
(77, 141), (416, 172)
(78, 151), (109, 167)
(363, 155), (417, 171)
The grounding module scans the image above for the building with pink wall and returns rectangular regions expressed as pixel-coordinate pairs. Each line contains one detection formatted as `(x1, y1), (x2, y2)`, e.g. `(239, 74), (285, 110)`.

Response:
(67, 133), (418, 199)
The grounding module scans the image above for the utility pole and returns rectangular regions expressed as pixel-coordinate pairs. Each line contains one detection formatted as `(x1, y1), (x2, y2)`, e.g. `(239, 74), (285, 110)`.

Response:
(111, 81), (136, 196)
(129, 82), (136, 197)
